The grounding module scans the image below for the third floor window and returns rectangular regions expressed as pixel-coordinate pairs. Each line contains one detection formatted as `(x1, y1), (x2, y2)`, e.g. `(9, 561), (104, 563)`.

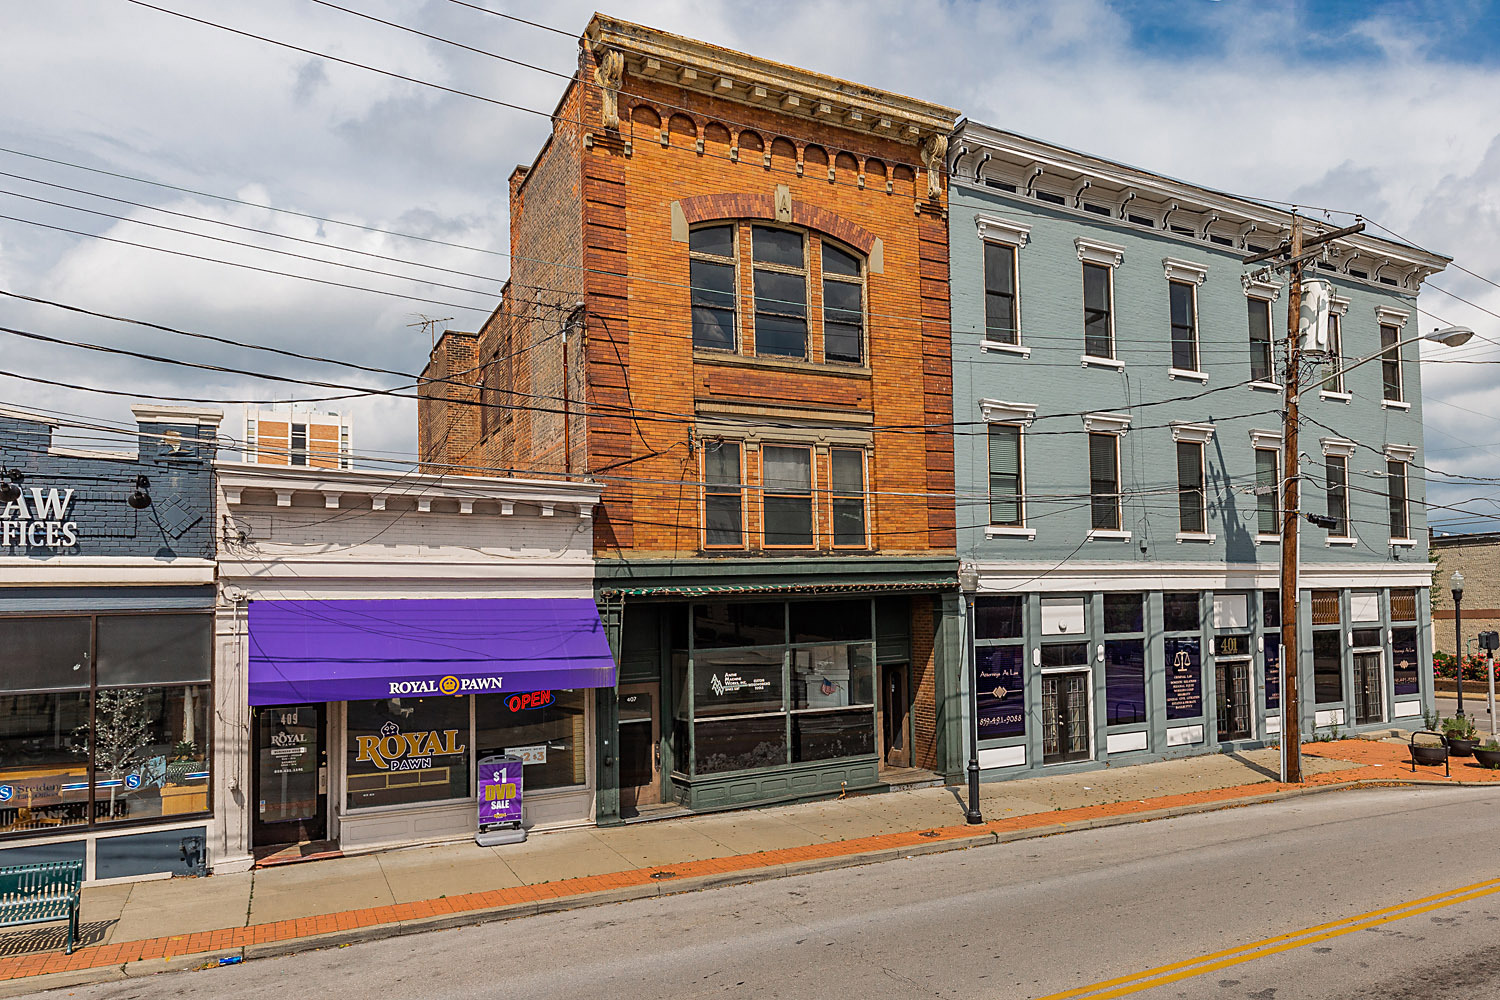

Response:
(1248, 297), (1273, 384)
(1169, 281), (1199, 372)
(984, 241), (1019, 345)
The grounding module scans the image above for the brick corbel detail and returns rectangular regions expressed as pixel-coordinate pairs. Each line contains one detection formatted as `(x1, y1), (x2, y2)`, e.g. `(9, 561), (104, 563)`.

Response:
(676, 193), (878, 254)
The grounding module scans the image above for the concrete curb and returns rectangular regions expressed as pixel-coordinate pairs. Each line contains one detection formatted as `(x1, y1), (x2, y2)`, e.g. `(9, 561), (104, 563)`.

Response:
(11, 776), (1500, 997)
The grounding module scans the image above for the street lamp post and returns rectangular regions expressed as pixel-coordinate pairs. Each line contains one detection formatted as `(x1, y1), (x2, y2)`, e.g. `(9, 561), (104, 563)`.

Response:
(1453, 570), (1466, 718)
(958, 561), (983, 825)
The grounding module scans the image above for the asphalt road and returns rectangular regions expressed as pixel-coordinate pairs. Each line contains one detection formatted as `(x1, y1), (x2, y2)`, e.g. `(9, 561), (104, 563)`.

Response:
(53, 786), (1500, 1000)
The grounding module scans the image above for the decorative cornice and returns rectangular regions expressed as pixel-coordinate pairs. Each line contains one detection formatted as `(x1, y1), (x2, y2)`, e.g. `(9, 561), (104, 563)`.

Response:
(1376, 305), (1412, 329)
(1083, 412), (1132, 435)
(978, 399), (1038, 425)
(1076, 237), (1125, 268)
(1163, 257), (1208, 285)
(1386, 443), (1418, 463)
(1249, 429), (1282, 450)
(1321, 437), (1358, 457)
(215, 461), (602, 512)
(587, 15), (958, 146)
(1328, 292), (1351, 317)
(976, 214), (1031, 247)
(1241, 273), (1282, 300)
(1170, 421), (1215, 444)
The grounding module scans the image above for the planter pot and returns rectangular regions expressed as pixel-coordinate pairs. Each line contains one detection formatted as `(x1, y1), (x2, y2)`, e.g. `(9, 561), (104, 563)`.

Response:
(1446, 736), (1479, 757)
(1473, 747), (1500, 770)
(1412, 744), (1450, 767)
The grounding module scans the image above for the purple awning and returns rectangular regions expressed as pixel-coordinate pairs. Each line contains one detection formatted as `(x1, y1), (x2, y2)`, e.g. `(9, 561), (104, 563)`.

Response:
(247, 598), (616, 706)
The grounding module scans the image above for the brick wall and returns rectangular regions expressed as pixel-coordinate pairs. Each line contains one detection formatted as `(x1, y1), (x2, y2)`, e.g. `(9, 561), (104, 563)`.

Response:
(1432, 536), (1500, 653)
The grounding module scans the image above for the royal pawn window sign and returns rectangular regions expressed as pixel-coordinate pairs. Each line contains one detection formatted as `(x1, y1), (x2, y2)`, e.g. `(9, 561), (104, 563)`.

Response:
(475, 754), (527, 846)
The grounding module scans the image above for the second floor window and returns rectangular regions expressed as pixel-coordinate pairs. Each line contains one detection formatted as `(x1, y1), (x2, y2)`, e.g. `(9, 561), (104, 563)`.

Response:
(1169, 281), (1198, 372)
(1248, 297), (1273, 383)
(1089, 432), (1120, 531)
(830, 448), (867, 546)
(822, 244), (864, 364)
(751, 226), (807, 359)
(1083, 262), (1113, 359)
(1176, 440), (1206, 533)
(984, 241), (1019, 345)
(1326, 455), (1349, 537)
(763, 445), (813, 546)
(690, 225), (737, 352)
(1324, 313), (1345, 393)
(1255, 447), (1278, 535)
(1388, 461), (1409, 540)
(704, 442), (744, 548)
(1381, 324), (1404, 401)
(988, 424), (1023, 527)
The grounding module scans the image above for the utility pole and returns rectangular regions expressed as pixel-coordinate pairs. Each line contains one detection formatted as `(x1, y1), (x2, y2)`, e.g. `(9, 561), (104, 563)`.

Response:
(1280, 215), (1304, 784)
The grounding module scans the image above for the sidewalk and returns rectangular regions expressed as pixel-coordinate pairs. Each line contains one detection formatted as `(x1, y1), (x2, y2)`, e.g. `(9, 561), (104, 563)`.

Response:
(2, 738), (1495, 994)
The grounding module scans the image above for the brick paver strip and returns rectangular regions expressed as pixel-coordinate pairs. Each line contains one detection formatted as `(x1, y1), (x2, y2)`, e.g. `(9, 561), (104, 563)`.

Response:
(2, 739), (1494, 983)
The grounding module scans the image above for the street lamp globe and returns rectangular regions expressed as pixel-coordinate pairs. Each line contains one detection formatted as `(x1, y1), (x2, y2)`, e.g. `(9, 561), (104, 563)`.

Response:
(1452, 570), (1465, 598)
(1426, 326), (1475, 348)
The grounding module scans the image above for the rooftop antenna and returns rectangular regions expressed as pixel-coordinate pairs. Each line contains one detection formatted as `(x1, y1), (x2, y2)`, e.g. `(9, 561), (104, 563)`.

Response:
(408, 314), (454, 349)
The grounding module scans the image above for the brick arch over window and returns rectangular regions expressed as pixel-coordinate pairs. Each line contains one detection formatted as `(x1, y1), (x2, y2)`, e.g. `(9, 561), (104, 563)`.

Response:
(674, 193), (879, 259)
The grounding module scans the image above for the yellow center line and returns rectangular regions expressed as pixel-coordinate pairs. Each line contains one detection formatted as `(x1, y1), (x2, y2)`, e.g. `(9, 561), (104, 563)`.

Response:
(1033, 875), (1500, 1000)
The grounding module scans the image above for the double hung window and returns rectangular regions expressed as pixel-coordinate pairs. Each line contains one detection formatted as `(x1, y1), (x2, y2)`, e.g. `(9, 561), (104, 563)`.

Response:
(984, 242), (1019, 345)
(988, 424), (1024, 527)
(751, 227), (808, 359)
(1083, 263), (1113, 359)
(1169, 281), (1199, 371)
(1381, 324), (1404, 402)
(830, 448), (867, 547)
(704, 442), (744, 548)
(1388, 461), (1409, 540)
(1324, 314), (1346, 393)
(1255, 448), (1279, 536)
(1326, 455), (1349, 537)
(690, 225), (738, 352)
(821, 244), (864, 364)
(1248, 297), (1274, 383)
(1176, 441), (1206, 534)
(1089, 432), (1121, 531)
(763, 446), (814, 547)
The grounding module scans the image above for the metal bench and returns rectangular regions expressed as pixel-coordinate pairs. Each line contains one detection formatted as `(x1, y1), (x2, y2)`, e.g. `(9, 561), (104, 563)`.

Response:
(0, 860), (83, 954)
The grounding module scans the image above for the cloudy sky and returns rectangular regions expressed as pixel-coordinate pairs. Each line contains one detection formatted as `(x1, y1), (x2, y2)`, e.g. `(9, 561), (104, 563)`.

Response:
(3, 0), (1499, 532)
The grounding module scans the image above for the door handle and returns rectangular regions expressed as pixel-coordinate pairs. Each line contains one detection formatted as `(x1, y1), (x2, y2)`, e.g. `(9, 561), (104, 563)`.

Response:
(653, 743), (661, 771)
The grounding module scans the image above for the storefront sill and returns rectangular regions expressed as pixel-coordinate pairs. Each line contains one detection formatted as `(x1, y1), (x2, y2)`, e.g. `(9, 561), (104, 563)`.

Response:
(673, 755), (880, 786)
(0, 812), (214, 846)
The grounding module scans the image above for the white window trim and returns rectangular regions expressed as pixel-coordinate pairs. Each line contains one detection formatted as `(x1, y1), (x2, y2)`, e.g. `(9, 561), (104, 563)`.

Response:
(1319, 389), (1352, 403)
(977, 215), (1032, 247)
(982, 340), (1032, 358)
(1329, 294), (1351, 317)
(1080, 355), (1125, 369)
(1087, 528), (1131, 541)
(1088, 430), (1123, 534)
(1082, 412), (1131, 434)
(1321, 437), (1357, 458)
(1080, 254), (1119, 361)
(1327, 536), (1358, 548)
(1379, 317), (1406, 405)
(1162, 257), (1208, 285)
(1169, 368), (1209, 383)
(1249, 429), (1282, 449)
(986, 525), (1038, 540)
(1170, 421), (1216, 444)
(978, 399), (1038, 425)
(1390, 538), (1418, 548)
(1256, 534), (1281, 545)
(1253, 445), (1280, 542)
(987, 420), (1028, 531)
(1075, 237), (1125, 268)
(1248, 380), (1283, 392)
(1176, 532), (1218, 543)
(1381, 398), (1412, 411)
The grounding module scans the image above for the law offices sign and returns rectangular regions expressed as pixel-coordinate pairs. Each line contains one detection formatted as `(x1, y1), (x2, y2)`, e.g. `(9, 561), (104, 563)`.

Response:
(0, 487), (79, 548)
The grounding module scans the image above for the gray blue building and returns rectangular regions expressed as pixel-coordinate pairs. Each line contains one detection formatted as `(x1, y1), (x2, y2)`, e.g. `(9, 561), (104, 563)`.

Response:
(947, 120), (1450, 777)
(0, 404), (220, 880)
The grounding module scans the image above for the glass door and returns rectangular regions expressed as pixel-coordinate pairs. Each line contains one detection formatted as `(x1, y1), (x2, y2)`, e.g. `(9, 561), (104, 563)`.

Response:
(1042, 673), (1090, 764)
(253, 704), (326, 847)
(1216, 658), (1253, 740)
(617, 684), (660, 817)
(1353, 652), (1384, 725)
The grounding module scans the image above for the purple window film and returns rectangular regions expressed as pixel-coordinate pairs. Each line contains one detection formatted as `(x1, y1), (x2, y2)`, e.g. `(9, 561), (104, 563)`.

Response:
(976, 645), (1026, 739)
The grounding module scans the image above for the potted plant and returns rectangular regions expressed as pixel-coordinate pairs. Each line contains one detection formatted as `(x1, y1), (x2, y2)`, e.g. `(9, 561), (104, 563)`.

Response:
(1443, 716), (1479, 757)
(1474, 740), (1500, 770)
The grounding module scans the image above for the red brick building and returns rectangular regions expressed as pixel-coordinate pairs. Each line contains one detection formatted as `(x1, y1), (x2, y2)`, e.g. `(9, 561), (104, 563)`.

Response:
(419, 16), (961, 821)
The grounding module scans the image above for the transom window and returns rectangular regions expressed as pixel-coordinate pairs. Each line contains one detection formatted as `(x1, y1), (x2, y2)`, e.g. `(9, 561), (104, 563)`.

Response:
(688, 224), (868, 366)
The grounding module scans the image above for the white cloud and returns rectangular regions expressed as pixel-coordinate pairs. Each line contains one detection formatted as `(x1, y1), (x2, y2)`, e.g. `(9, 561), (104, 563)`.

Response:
(1, 0), (1498, 526)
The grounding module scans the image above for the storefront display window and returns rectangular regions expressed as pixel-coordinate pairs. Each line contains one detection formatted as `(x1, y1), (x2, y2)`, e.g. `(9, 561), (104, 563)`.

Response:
(681, 601), (877, 777)
(1392, 627), (1419, 696)
(1105, 640), (1146, 725)
(476, 690), (587, 791)
(1313, 630), (1344, 704)
(1165, 637), (1203, 720)
(0, 613), (212, 837)
(346, 697), (469, 809)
